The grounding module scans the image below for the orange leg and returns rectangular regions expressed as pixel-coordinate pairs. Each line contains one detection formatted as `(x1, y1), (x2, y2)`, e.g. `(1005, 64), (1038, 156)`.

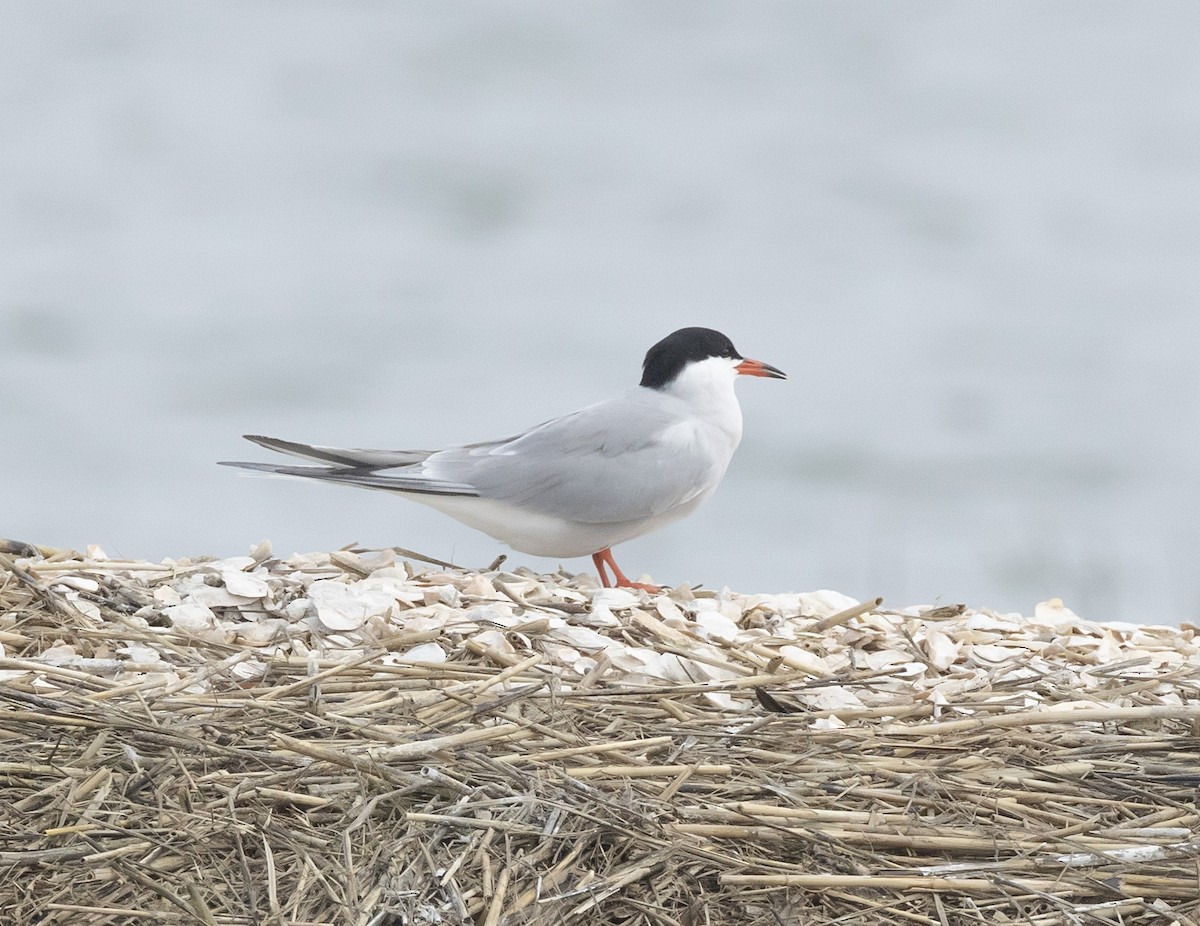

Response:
(591, 548), (661, 592)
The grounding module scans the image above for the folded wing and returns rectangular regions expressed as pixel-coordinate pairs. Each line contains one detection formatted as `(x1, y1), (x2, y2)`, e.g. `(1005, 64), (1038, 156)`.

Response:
(223, 389), (731, 525)
(421, 391), (729, 524)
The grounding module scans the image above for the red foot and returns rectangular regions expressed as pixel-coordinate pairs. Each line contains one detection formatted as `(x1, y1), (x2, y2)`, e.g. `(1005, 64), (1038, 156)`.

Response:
(591, 548), (662, 592)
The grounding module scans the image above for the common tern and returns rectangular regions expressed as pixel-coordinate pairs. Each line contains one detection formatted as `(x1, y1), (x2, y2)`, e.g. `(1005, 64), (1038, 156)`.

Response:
(220, 327), (786, 590)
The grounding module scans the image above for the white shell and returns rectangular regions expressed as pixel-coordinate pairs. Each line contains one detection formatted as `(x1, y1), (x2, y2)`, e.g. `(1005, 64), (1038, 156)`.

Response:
(308, 580), (396, 631)
(396, 642), (447, 664)
(924, 627), (960, 670)
(222, 569), (271, 599)
(692, 610), (739, 643)
(165, 602), (217, 632)
(53, 576), (100, 593)
(592, 588), (640, 611)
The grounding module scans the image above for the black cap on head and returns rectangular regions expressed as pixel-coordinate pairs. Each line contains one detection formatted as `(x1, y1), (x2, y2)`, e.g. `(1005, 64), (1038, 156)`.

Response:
(640, 327), (742, 389)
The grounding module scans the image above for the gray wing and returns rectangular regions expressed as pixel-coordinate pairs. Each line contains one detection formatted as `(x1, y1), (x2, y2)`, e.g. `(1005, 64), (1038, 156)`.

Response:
(222, 390), (728, 522)
(421, 391), (726, 524)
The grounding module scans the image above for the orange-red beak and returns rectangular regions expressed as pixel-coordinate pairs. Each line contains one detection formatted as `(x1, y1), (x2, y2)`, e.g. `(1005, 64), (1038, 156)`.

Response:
(735, 358), (787, 380)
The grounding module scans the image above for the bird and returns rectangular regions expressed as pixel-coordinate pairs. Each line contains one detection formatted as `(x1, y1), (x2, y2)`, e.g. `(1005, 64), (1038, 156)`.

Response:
(220, 327), (786, 590)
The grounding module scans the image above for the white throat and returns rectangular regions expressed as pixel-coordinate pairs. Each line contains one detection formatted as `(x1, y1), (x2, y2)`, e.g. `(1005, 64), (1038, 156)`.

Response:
(659, 356), (743, 441)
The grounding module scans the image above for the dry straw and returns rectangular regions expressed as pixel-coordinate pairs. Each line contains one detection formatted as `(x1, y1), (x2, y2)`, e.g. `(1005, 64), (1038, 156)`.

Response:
(2, 542), (1199, 925)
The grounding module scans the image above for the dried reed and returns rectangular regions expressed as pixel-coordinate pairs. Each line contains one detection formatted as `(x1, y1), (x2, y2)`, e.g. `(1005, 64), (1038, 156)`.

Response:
(2, 543), (1199, 925)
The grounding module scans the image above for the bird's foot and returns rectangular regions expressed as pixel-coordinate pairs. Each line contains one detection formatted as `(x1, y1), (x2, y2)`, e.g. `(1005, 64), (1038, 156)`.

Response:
(617, 579), (664, 593)
(591, 548), (663, 594)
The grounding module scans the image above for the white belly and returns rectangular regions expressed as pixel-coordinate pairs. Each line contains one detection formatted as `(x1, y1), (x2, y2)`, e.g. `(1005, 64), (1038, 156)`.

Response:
(405, 490), (711, 558)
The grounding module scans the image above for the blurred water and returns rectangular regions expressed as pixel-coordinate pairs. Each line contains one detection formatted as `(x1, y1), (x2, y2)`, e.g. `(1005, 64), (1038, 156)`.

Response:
(2, 2), (1198, 623)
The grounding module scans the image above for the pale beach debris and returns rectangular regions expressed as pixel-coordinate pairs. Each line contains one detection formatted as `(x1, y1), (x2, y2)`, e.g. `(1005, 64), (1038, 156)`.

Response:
(1, 542), (1199, 924)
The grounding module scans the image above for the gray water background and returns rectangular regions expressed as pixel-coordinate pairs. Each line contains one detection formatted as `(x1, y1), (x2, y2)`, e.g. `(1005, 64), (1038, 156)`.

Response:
(3, 3), (1198, 624)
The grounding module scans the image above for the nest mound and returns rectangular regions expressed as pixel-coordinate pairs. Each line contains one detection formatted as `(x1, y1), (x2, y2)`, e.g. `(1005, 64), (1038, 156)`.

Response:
(2, 542), (1199, 925)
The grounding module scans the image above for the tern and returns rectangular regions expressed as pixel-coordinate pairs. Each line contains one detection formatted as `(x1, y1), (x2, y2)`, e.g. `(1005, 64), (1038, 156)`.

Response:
(220, 327), (786, 590)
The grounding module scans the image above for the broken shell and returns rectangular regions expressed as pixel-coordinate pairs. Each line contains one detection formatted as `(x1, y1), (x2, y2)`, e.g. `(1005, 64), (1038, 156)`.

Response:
(308, 580), (397, 631)
(222, 569), (271, 599)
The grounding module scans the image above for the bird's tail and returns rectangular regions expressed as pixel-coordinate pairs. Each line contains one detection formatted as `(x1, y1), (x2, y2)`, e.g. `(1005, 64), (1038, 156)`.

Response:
(220, 435), (479, 497)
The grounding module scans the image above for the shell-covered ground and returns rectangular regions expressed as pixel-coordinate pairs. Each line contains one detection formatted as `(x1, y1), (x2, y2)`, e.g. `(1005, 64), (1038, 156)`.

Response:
(2, 542), (1199, 925)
